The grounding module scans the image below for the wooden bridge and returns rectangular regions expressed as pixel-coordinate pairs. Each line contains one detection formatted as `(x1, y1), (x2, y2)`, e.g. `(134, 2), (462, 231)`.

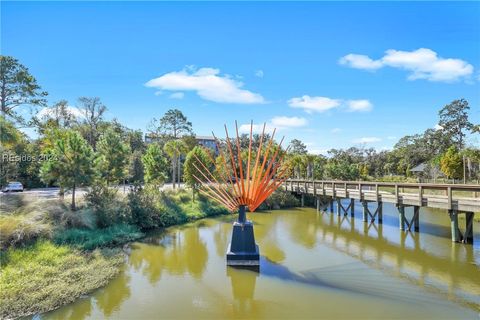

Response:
(283, 179), (480, 244)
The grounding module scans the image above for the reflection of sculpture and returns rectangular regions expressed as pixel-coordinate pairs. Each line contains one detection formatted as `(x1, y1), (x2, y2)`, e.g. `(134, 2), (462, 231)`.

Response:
(227, 267), (258, 315)
(192, 122), (289, 265)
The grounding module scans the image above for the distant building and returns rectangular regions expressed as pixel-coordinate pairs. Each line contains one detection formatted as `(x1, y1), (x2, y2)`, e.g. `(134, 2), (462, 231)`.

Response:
(144, 134), (218, 155)
(195, 136), (218, 155)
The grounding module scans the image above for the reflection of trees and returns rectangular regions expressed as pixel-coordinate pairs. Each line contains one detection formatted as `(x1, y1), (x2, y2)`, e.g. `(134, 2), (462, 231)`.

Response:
(128, 226), (208, 284)
(287, 210), (320, 248)
(252, 213), (286, 263)
(95, 272), (131, 317)
(47, 296), (92, 320)
(213, 222), (232, 257)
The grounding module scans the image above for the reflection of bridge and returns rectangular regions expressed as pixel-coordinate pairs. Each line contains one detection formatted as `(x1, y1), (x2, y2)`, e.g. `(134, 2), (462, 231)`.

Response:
(314, 210), (480, 308)
(284, 179), (479, 244)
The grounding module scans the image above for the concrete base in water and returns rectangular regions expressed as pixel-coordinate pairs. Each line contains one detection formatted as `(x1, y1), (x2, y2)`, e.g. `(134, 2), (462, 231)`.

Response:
(226, 220), (260, 266)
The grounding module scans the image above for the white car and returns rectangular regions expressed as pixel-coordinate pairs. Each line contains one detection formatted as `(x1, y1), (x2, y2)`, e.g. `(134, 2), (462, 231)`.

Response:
(2, 182), (24, 192)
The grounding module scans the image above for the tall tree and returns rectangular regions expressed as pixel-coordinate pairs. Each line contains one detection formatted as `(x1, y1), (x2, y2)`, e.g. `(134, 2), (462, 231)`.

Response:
(183, 146), (213, 201)
(289, 139), (308, 155)
(148, 109), (193, 142)
(164, 139), (188, 189)
(0, 56), (47, 123)
(33, 100), (77, 134)
(96, 129), (131, 185)
(40, 131), (96, 210)
(438, 99), (473, 149)
(440, 146), (463, 180)
(149, 109), (193, 189)
(142, 143), (169, 187)
(77, 97), (107, 150)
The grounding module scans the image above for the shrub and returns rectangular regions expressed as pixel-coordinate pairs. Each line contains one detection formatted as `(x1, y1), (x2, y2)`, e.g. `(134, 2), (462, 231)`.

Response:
(85, 185), (129, 228)
(258, 189), (300, 210)
(0, 212), (52, 249)
(126, 185), (162, 229)
(54, 224), (144, 250)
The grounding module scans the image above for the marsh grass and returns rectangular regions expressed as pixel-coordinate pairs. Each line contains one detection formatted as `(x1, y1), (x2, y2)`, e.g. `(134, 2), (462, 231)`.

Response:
(0, 241), (124, 319)
(54, 224), (144, 250)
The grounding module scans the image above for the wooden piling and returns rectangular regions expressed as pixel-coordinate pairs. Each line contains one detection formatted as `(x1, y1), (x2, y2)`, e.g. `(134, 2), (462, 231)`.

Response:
(465, 212), (474, 244)
(398, 206), (405, 231)
(414, 206), (420, 232)
(337, 199), (341, 216)
(449, 210), (461, 242)
(378, 201), (383, 224)
(350, 198), (355, 217)
(362, 201), (368, 222)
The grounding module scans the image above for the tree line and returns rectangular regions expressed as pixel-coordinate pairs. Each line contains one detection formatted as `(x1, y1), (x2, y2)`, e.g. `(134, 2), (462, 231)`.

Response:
(1, 55), (480, 211)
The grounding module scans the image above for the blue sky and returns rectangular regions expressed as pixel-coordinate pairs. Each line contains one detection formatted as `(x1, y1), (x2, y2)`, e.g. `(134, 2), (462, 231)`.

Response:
(2, 1), (479, 153)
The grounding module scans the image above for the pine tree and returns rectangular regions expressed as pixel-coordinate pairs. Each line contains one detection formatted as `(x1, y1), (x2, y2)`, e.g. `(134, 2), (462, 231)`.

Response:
(96, 129), (131, 185)
(142, 143), (169, 186)
(40, 131), (96, 210)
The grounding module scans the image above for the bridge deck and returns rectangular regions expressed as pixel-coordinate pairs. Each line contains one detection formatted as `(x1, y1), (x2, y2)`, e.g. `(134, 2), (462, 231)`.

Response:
(284, 180), (480, 212)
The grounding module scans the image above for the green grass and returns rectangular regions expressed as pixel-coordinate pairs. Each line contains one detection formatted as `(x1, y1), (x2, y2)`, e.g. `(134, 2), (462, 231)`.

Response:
(0, 241), (124, 319)
(54, 224), (144, 250)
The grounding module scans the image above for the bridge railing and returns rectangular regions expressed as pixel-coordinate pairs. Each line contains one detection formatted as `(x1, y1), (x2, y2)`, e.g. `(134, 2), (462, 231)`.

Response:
(284, 179), (480, 210)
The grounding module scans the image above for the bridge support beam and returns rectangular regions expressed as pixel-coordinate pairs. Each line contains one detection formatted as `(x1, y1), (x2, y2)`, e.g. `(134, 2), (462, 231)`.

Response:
(465, 212), (474, 244)
(362, 201), (368, 222)
(414, 206), (420, 232)
(378, 202), (383, 224)
(449, 210), (461, 242)
(330, 199), (334, 214)
(398, 206), (406, 231)
(362, 201), (382, 223)
(301, 194), (304, 207)
(350, 199), (355, 217)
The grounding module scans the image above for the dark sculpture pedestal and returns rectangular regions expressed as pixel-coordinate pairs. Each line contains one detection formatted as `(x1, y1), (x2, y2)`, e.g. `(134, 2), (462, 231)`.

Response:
(226, 205), (260, 266)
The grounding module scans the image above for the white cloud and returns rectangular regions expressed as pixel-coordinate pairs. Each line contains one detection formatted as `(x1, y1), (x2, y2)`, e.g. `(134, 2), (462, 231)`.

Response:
(434, 124), (443, 131)
(353, 137), (381, 144)
(239, 116), (308, 134)
(255, 70), (264, 78)
(331, 128), (342, 134)
(270, 116), (307, 127)
(38, 106), (84, 119)
(288, 95), (373, 113)
(347, 99), (373, 112)
(339, 54), (383, 70)
(339, 48), (474, 82)
(288, 95), (341, 113)
(169, 92), (184, 99)
(145, 67), (265, 104)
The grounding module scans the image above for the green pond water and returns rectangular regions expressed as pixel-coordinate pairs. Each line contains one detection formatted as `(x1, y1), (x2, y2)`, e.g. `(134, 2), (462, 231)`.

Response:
(44, 203), (479, 319)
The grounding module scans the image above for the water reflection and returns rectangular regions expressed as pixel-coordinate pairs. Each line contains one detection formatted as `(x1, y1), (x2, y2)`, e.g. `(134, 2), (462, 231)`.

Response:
(43, 208), (479, 319)
(129, 225), (208, 283)
(227, 267), (258, 316)
(301, 205), (480, 309)
(95, 272), (131, 317)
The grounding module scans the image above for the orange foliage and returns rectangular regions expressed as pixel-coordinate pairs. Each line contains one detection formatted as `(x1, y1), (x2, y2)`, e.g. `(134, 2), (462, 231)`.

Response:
(191, 121), (289, 212)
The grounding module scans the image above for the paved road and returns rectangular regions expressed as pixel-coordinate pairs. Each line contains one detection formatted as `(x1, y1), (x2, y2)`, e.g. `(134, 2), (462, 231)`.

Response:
(0, 183), (185, 200)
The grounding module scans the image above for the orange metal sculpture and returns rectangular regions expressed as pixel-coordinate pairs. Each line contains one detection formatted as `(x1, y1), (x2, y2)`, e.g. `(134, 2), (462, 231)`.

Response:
(191, 121), (290, 213)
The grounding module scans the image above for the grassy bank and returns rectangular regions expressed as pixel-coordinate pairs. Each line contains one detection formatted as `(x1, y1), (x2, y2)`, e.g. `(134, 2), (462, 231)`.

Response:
(0, 187), (299, 318)
(0, 241), (124, 319)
